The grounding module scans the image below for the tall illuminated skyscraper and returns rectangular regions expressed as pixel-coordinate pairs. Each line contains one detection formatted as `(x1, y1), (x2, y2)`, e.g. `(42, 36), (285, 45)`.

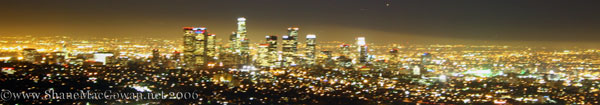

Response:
(305, 34), (316, 67)
(281, 27), (299, 67)
(206, 34), (217, 64)
(266, 35), (278, 52)
(236, 17), (250, 65)
(256, 44), (270, 67)
(282, 35), (294, 67)
(287, 27), (299, 52)
(337, 44), (353, 68)
(388, 48), (399, 69)
(194, 27), (208, 68)
(183, 27), (196, 69)
(229, 32), (237, 52)
(183, 27), (209, 69)
(266, 35), (278, 67)
(356, 37), (368, 64)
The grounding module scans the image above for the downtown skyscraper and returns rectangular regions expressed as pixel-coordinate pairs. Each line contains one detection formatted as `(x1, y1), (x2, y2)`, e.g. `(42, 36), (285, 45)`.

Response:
(230, 17), (251, 65)
(282, 27), (299, 67)
(305, 34), (316, 67)
(356, 37), (368, 64)
(237, 17), (250, 65)
(183, 27), (214, 70)
(266, 35), (279, 68)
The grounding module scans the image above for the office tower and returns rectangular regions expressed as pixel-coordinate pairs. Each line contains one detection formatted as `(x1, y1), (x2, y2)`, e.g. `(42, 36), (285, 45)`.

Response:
(282, 35), (294, 67)
(439, 74), (447, 82)
(356, 37), (368, 64)
(183, 27), (209, 69)
(93, 52), (114, 65)
(305, 34), (316, 67)
(236, 17), (251, 65)
(152, 49), (160, 64)
(51, 51), (67, 64)
(194, 27), (209, 68)
(388, 48), (399, 69)
(256, 44), (270, 67)
(339, 44), (351, 57)
(266, 35), (278, 67)
(337, 44), (353, 68)
(266, 35), (278, 52)
(318, 51), (335, 69)
(236, 17), (247, 53)
(413, 65), (421, 75)
(281, 27), (299, 67)
(206, 34), (217, 65)
(421, 53), (433, 65)
(287, 27), (299, 53)
(183, 27), (196, 69)
(229, 32), (237, 53)
(22, 48), (39, 63)
(240, 38), (250, 65)
(61, 42), (69, 60)
(194, 28), (208, 68)
(171, 51), (182, 69)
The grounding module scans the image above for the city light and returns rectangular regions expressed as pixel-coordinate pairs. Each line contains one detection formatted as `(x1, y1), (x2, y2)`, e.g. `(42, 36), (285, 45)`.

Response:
(1, 1), (600, 104)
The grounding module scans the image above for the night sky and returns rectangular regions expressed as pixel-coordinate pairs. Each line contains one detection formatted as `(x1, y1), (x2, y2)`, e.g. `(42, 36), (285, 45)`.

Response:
(1, 0), (599, 46)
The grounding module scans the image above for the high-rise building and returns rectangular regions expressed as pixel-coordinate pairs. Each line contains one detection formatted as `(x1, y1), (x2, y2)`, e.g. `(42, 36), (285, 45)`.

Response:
(281, 27), (299, 67)
(421, 53), (433, 65)
(194, 27), (208, 68)
(266, 35), (278, 67)
(93, 52), (114, 65)
(183, 27), (210, 70)
(22, 48), (39, 63)
(170, 51), (182, 69)
(287, 27), (299, 52)
(183, 27), (196, 69)
(339, 44), (351, 57)
(336, 44), (353, 68)
(151, 49), (160, 66)
(256, 44), (270, 67)
(229, 32), (237, 53)
(318, 51), (336, 69)
(413, 65), (421, 75)
(51, 51), (67, 64)
(266, 35), (278, 52)
(388, 48), (399, 69)
(206, 34), (217, 65)
(356, 37), (368, 64)
(282, 35), (294, 67)
(236, 17), (250, 65)
(305, 34), (316, 67)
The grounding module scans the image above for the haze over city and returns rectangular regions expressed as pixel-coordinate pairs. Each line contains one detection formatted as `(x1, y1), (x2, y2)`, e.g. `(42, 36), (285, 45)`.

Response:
(2, 0), (600, 105)
(1, 0), (600, 47)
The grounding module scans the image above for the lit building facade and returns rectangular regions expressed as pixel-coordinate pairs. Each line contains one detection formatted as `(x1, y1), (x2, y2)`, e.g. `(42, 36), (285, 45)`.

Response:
(256, 44), (270, 67)
(281, 27), (299, 67)
(305, 34), (316, 67)
(282, 35), (294, 67)
(236, 17), (250, 65)
(206, 34), (217, 65)
(356, 37), (368, 64)
(266, 35), (279, 68)
(22, 48), (39, 63)
(183, 27), (209, 70)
